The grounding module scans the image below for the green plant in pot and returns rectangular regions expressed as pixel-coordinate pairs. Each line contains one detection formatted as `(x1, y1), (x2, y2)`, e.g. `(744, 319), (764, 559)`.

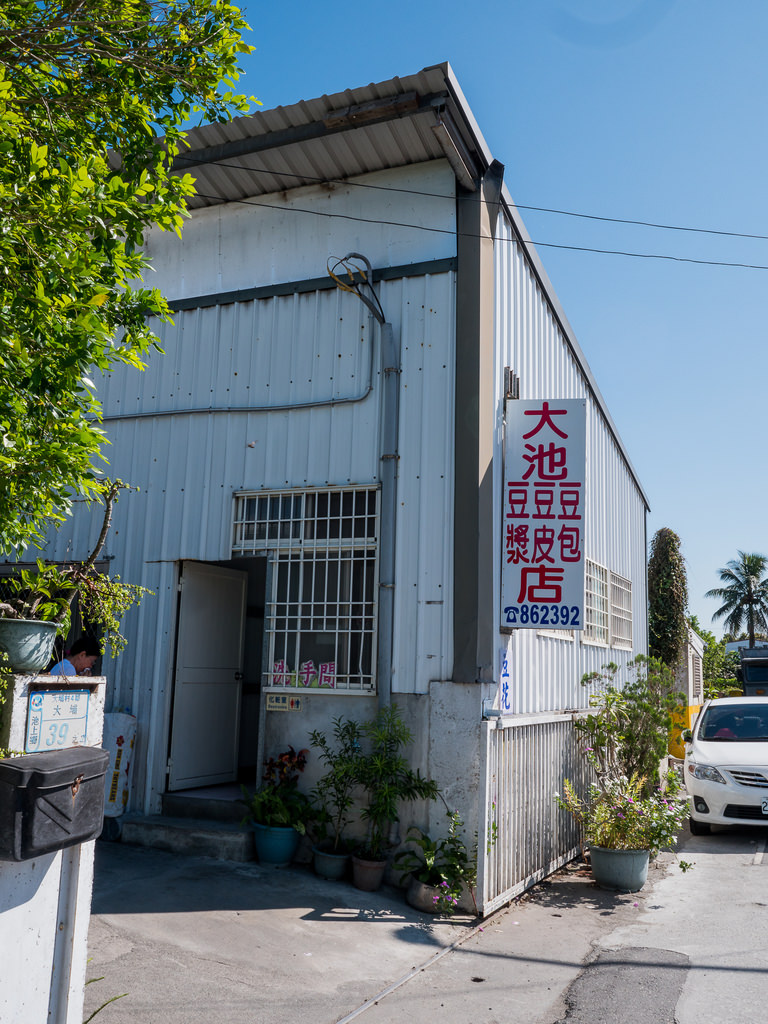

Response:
(351, 705), (438, 891)
(0, 481), (150, 672)
(394, 809), (478, 915)
(241, 746), (312, 866)
(308, 717), (363, 879)
(556, 657), (692, 892)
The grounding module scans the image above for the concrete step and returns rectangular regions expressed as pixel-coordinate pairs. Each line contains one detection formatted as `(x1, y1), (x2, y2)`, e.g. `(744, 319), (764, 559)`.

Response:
(162, 790), (246, 824)
(120, 815), (255, 862)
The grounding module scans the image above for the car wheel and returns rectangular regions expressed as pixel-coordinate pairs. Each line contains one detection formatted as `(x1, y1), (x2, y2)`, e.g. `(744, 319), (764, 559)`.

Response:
(689, 816), (711, 836)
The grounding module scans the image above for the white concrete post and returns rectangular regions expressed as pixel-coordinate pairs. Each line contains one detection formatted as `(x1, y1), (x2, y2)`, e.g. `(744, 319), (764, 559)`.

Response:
(0, 674), (106, 1023)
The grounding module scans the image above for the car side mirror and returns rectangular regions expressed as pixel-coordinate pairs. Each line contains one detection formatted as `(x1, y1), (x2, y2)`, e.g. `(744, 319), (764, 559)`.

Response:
(681, 728), (693, 744)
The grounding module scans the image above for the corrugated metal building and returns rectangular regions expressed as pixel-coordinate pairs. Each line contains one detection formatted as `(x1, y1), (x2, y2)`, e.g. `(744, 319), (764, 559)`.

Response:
(41, 64), (649, 908)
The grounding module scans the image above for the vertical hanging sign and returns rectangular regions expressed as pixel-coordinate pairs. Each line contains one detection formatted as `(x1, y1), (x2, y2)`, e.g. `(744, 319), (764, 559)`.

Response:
(501, 399), (586, 631)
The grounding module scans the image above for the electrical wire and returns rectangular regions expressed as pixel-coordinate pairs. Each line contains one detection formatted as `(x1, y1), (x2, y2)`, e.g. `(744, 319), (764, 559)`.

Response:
(191, 189), (768, 272)
(175, 153), (768, 244)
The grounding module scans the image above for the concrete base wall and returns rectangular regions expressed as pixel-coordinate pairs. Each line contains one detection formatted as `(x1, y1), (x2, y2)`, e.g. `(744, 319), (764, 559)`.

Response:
(0, 675), (105, 1023)
(1, 672), (106, 753)
(261, 684), (484, 904)
(0, 843), (96, 1024)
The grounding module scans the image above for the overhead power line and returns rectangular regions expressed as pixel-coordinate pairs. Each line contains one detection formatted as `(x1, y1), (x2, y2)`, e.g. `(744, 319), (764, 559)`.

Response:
(176, 154), (768, 244)
(192, 189), (768, 272)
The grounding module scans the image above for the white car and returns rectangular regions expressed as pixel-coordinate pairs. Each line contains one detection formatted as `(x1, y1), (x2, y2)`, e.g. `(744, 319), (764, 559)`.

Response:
(684, 696), (768, 835)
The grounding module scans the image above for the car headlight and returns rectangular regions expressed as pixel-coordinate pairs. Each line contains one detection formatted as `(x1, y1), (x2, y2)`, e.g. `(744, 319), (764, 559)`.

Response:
(687, 763), (727, 784)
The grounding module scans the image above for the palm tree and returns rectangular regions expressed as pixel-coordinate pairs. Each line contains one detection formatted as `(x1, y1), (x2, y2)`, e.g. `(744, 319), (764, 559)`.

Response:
(706, 552), (768, 648)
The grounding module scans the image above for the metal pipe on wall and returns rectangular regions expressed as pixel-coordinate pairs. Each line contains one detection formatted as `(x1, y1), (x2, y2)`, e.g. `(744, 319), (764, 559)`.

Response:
(377, 320), (399, 708)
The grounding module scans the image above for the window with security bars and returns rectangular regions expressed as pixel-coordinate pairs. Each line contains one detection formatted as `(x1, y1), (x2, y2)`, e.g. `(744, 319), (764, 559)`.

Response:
(232, 488), (379, 693)
(584, 559), (609, 645)
(610, 572), (633, 648)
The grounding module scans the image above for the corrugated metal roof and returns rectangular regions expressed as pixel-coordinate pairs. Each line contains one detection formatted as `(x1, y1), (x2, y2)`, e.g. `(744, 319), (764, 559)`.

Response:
(175, 63), (486, 205)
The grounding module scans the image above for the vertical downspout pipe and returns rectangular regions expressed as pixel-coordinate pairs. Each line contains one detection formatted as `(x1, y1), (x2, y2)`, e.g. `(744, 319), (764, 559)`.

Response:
(377, 321), (399, 709)
(326, 254), (396, 707)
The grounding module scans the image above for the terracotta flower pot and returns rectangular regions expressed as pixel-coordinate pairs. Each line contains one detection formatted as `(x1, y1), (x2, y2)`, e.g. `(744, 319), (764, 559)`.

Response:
(351, 855), (387, 892)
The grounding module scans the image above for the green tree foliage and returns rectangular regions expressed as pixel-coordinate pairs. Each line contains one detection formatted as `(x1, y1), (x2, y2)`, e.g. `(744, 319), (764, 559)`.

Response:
(0, 1), (254, 553)
(580, 656), (685, 794)
(706, 551), (768, 649)
(647, 527), (689, 667)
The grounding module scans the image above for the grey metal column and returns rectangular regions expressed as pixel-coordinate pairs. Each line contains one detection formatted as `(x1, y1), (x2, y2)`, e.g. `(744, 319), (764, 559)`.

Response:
(453, 160), (504, 685)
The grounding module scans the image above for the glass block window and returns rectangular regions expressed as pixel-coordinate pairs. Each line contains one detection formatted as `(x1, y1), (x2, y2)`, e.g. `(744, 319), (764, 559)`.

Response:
(584, 559), (609, 645)
(232, 488), (379, 693)
(610, 572), (633, 649)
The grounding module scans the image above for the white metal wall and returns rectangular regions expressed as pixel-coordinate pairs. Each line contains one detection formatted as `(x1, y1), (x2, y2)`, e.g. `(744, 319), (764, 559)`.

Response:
(38, 161), (461, 811)
(388, 273), (456, 694)
(143, 161), (457, 300)
(41, 268), (457, 807)
(492, 215), (648, 714)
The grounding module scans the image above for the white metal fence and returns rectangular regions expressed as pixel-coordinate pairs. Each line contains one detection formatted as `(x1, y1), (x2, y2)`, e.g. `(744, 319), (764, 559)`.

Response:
(478, 712), (590, 915)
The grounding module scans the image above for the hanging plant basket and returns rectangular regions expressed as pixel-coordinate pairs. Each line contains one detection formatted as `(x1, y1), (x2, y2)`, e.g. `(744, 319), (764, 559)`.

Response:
(0, 618), (58, 673)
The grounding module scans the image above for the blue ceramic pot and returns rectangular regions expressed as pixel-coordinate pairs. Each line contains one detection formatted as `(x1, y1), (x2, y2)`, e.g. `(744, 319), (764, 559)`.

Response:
(252, 823), (300, 866)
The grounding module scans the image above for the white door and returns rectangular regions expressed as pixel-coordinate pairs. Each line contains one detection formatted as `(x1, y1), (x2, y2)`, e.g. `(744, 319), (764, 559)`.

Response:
(168, 562), (247, 790)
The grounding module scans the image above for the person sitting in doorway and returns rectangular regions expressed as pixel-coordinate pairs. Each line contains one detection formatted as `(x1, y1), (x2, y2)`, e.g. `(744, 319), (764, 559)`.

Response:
(49, 637), (100, 677)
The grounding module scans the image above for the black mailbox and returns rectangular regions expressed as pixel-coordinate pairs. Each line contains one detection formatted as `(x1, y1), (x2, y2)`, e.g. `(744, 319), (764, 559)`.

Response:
(0, 746), (109, 861)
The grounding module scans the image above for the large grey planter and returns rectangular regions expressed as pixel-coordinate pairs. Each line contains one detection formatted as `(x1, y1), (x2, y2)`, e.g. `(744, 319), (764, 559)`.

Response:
(589, 846), (650, 892)
(0, 619), (58, 673)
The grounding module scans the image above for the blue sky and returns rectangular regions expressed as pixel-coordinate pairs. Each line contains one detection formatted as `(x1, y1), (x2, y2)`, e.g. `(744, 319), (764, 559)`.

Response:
(230, 1), (768, 633)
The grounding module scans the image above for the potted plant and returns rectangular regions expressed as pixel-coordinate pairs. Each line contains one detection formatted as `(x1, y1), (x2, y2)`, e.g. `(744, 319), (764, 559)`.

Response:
(0, 480), (149, 672)
(556, 661), (692, 891)
(350, 705), (438, 891)
(241, 746), (312, 866)
(308, 717), (363, 880)
(393, 809), (478, 915)
(557, 772), (690, 891)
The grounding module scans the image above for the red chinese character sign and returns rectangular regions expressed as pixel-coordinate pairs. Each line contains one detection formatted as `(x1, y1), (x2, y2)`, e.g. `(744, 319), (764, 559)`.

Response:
(501, 399), (586, 631)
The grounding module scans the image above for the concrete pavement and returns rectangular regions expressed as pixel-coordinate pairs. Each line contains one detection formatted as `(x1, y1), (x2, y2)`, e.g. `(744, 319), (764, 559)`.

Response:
(82, 843), (644, 1023)
(82, 826), (768, 1023)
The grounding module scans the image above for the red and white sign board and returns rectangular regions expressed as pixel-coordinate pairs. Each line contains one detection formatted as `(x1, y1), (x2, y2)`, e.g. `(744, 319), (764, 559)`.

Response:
(501, 399), (586, 631)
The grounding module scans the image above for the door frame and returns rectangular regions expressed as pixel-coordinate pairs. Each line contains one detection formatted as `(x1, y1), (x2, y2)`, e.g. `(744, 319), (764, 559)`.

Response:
(166, 559), (247, 791)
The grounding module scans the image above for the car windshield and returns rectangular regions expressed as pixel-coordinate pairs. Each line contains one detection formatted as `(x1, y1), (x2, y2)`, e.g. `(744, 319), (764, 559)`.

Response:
(699, 704), (768, 741)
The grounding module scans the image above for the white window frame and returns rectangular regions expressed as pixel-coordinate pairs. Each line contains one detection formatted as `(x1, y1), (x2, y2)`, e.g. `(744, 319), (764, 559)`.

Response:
(584, 559), (610, 646)
(232, 487), (380, 693)
(610, 572), (633, 649)
(537, 627), (574, 641)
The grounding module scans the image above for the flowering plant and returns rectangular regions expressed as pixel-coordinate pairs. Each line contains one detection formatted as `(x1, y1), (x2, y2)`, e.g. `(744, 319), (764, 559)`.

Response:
(556, 669), (691, 865)
(394, 811), (477, 914)
(241, 746), (312, 832)
(556, 772), (688, 856)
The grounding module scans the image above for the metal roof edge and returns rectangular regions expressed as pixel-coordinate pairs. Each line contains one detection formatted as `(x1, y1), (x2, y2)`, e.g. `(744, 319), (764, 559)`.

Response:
(498, 186), (650, 511)
(427, 64), (650, 510)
